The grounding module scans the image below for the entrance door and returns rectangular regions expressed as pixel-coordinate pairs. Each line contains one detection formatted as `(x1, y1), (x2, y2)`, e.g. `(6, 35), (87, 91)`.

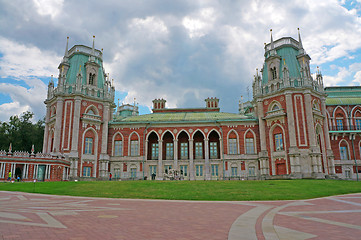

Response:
(276, 163), (287, 175)
(37, 165), (46, 181)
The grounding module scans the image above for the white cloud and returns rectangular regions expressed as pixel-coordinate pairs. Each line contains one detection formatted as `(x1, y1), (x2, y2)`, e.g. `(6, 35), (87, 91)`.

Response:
(0, 37), (60, 79)
(182, 8), (217, 38)
(1, 0), (361, 119)
(0, 37), (58, 121)
(32, 0), (64, 19)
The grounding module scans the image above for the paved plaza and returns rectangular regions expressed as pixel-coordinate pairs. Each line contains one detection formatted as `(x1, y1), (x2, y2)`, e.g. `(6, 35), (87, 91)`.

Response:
(0, 191), (361, 239)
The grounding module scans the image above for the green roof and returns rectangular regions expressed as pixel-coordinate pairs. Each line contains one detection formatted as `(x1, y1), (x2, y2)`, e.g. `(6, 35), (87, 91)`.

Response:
(325, 86), (361, 105)
(262, 46), (301, 84)
(66, 53), (105, 88)
(111, 111), (256, 124)
(326, 97), (361, 105)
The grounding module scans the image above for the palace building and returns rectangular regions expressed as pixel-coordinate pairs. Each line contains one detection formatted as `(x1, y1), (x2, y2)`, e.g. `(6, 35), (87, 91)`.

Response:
(1, 31), (360, 181)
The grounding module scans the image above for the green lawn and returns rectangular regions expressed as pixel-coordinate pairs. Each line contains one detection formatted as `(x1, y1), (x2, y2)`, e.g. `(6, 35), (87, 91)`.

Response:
(0, 179), (360, 201)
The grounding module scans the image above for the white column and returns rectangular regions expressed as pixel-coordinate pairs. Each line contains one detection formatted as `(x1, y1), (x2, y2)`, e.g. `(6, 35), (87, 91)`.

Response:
(43, 105), (50, 153)
(157, 140), (163, 179)
(53, 98), (64, 153)
(285, 93), (297, 147)
(174, 139), (178, 170)
(100, 103), (109, 155)
(71, 97), (81, 153)
(305, 93), (317, 147)
(204, 139), (210, 180)
(189, 139), (194, 180)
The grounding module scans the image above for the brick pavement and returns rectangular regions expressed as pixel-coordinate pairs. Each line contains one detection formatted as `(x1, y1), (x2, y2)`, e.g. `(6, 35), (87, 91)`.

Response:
(0, 191), (361, 240)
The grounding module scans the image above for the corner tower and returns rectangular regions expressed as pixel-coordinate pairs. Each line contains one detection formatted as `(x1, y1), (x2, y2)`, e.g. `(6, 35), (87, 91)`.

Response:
(43, 36), (116, 179)
(253, 29), (335, 179)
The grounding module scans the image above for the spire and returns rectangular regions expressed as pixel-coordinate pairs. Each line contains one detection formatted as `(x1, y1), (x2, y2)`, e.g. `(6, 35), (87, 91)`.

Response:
(298, 28), (305, 54)
(269, 29), (277, 56)
(92, 35), (95, 55)
(62, 37), (69, 62)
(89, 35), (96, 62)
(239, 96), (245, 115)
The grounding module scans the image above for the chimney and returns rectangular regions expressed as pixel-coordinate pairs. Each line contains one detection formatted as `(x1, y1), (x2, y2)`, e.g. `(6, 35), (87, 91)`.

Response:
(205, 97), (219, 109)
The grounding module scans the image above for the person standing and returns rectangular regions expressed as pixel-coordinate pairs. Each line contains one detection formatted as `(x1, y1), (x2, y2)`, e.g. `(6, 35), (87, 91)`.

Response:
(7, 171), (11, 181)
(109, 172), (112, 181)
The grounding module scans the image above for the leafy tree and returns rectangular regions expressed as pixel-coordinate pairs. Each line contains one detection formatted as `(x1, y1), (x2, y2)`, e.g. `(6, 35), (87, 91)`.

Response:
(0, 111), (44, 153)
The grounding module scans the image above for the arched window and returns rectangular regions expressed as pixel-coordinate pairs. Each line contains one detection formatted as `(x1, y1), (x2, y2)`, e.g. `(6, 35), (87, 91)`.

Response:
(339, 141), (349, 160)
(245, 130), (255, 154)
(130, 132), (139, 156)
(354, 110), (361, 130)
(147, 132), (158, 160)
(272, 104), (280, 111)
(193, 131), (204, 159)
(84, 137), (93, 154)
(208, 130), (220, 159)
(87, 109), (95, 115)
(113, 134), (123, 156)
(228, 131), (238, 155)
(178, 131), (189, 160)
(270, 67), (277, 80)
(89, 73), (96, 85)
(336, 113), (344, 130)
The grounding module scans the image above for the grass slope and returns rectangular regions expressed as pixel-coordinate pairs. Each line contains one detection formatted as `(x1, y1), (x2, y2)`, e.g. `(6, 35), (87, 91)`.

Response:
(1, 179), (360, 201)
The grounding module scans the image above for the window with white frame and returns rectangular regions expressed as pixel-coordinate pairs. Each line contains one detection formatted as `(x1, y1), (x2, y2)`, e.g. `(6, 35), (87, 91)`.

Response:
(340, 145), (349, 160)
(195, 142), (203, 159)
(246, 138), (255, 154)
(249, 166), (255, 176)
(180, 142), (188, 159)
(345, 169), (351, 178)
(149, 165), (157, 176)
(356, 119), (361, 130)
(151, 143), (158, 159)
(114, 140), (123, 156)
(210, 142), (217, 158)
(196, 165), (203, 176)
(84, 137), (93, 154)
(211, 164), (219, 177)
(180, 165), (188, 176)
(83, 166), (91, 177)
(275, 134), (284, 151)
(130, 168), (137, 178)
(336, 119), (343, 130)
(228, 138), (237, 154)
(166, 143), (174, 159)
(114, 168), (121, 179)
(131, 140), (139, 156)
(164, 165), (172, 174)
(231, 167), (238, 177)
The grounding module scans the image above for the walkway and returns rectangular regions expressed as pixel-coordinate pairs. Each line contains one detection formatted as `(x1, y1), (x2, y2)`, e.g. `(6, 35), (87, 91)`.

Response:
(0, 191), (360, 239)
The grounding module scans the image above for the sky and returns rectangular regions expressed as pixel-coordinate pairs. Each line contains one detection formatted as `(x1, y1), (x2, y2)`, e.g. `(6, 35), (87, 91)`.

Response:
(1, 0), (361, 122)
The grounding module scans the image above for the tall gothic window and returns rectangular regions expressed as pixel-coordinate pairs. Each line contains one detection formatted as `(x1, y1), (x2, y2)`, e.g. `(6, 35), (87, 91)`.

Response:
(209, 142), (218, 158)
(340, 145), (349, 160)
(131, 140), (139, 156)
(195, 142), (203, 159)
(270, 67), (277, 80)
(84, 137), (93, 154)
(89, 73), (96, 85)
(275, 133), (284, 151)
(114, 140), (123, 156)
(151, 143), (159, 159)
(166, 143), (174, 160)
(245, 138), (255, 154)
(180, 142), (188, 159)
(228, 138), (237, 155)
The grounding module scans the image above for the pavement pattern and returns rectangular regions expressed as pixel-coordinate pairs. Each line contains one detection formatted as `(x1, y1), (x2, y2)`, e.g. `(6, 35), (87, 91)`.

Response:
(0, 191), (361, 240)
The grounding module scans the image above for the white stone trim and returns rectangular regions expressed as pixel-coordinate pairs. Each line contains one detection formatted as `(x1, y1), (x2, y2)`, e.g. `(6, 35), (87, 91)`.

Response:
(294, 94), (308, 146)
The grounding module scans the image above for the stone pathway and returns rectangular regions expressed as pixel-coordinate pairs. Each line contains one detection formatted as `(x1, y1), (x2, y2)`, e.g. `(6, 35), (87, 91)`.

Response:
(0, 191), (360, 239)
